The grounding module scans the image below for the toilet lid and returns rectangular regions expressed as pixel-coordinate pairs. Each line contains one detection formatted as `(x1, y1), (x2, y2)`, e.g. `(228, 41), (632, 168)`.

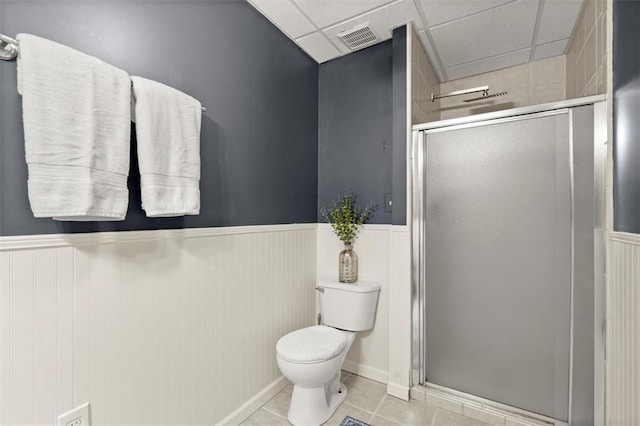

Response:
(276, 325), (347, 364)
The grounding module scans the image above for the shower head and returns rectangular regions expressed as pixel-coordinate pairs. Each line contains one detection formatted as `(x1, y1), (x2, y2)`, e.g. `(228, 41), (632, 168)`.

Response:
(431, 86), (508, 104)
(463, 91), (508, 103)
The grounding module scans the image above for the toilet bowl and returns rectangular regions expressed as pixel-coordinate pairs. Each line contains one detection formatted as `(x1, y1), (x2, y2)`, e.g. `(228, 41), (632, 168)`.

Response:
(277, 325), (356, 425)
(276, 280), (380, 426)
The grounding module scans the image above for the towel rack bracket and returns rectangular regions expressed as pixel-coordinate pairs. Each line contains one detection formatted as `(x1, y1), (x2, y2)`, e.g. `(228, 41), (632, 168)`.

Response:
(0, 33), (19, 61)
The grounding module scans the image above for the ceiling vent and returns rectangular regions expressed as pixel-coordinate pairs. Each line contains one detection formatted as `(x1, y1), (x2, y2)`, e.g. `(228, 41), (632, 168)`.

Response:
(336, 23), (379, 50)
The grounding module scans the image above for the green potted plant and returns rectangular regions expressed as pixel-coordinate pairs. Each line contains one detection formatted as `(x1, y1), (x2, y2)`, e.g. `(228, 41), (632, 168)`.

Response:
(321, 191), (376, 283)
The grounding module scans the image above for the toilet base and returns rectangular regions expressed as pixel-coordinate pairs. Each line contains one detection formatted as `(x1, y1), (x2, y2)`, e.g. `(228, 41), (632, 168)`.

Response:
(288, 381), (347, 426)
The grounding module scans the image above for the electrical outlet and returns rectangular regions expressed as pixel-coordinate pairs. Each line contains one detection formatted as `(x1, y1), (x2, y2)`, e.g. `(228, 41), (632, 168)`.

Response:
(57, 402), (91, 426)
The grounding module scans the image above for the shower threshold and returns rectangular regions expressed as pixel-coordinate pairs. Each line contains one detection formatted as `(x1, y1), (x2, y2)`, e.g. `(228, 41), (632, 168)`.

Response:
(410, 383), (568, 426)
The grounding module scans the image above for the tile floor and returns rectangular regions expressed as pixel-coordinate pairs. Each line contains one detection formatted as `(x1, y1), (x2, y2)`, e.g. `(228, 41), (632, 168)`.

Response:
(241, 371), (490, 425)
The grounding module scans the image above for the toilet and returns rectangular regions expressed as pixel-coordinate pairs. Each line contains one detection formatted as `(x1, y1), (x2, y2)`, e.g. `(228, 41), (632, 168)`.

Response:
(276, 280), (380, 426)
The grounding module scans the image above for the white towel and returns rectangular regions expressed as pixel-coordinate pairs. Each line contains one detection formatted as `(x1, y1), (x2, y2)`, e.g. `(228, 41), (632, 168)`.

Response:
(131, 77), (201, 217)
(17, 34), (131, 221)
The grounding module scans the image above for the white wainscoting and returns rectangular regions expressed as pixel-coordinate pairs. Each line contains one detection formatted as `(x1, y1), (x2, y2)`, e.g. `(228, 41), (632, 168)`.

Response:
(387, 226), (412, 400)
(317, 224), (392, 384)
(607, 232), (640, 425)
(0, 224), (317, 426)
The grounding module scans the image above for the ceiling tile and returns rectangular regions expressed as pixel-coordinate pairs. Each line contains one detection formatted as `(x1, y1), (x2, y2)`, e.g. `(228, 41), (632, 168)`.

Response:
(294, 0), (393, 29)
(536, 0), (584, 45)
(249, 0), (316, 39)
(417, 0), (514, 27)
(445, 48), (531, 80)
(323, 0), (423, 54)
(430, 0), (539, 67)
(533, 39), (568, 60)
(417, 30), (442, 72)
(296, 32), (341, 63)
(247, 0), (581, 73)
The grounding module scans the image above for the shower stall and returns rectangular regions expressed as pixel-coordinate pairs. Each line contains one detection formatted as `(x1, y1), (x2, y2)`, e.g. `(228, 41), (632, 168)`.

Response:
(411, 97), (606, 425)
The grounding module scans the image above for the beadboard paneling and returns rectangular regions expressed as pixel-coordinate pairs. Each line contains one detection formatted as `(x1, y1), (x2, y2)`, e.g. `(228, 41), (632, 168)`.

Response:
(0, 225), (316, 425)
(387, 226), (412, 399)
(317, 224), (391, 382)
(606, 233), (640, 425)
(608, 233), (640, 425)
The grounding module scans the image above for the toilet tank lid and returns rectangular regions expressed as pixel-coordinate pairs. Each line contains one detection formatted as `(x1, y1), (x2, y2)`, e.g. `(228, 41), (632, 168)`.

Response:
(317, 280), (381, 293)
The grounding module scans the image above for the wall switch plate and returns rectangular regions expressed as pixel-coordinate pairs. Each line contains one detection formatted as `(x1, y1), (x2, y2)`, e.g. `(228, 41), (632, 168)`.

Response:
(384, 193), (392, 213)
(57, 402), (91, 426)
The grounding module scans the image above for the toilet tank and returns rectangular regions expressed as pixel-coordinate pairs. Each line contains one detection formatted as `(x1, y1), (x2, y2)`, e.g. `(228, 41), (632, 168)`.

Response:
(317, 280), (380, 331)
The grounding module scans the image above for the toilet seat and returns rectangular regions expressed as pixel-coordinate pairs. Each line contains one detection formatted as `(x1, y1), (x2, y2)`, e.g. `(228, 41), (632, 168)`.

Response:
(276, 325), (347, 364)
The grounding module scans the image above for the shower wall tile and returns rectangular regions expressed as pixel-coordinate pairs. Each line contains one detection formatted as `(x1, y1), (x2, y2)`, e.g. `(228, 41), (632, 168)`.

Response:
(438, 55), (566, 120)
(501, 62), (531, 93)
(411, 27), (441, 124)
(532, 84), (566, 105)
(566, 0), (607, 98)
(583, 0), (597, 33)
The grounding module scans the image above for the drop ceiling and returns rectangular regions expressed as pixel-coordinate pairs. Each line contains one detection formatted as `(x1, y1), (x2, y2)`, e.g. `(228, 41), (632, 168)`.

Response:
(247, 0), (584, 81)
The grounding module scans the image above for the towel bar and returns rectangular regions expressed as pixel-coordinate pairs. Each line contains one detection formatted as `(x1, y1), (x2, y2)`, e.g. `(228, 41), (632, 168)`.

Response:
(0, 33), (19, 61)
(0, 32), (206, 112)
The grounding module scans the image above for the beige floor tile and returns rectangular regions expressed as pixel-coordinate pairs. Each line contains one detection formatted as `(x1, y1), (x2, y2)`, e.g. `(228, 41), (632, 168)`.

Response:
(375, 396), (436, 426)
(240, 408), (290, 425)
(262, 384), (293, 418)
(325, 402), (373, 426)
(369, 415), (404, 425)
(433, 408), (491, 426)
(341, 370), (353, 380)
(343, 374), (387, 412)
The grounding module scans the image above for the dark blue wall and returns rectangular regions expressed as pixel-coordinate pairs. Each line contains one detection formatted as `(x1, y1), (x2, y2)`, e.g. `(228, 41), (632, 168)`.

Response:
(613, 0), (640, 233)
(317, 41), (394, 225)
(0, 0), (318, 236)
(317, 29), (407, 226)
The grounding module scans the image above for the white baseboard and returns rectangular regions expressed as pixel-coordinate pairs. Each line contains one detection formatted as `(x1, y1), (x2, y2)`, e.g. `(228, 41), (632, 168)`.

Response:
(387, 382), (410, 401)
(342, 360), (388, 384)
(216, 375), (289, 425)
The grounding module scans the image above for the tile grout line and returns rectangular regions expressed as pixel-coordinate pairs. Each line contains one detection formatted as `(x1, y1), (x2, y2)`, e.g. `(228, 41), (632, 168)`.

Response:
(369, 395), (444, 426)
(342, 401), (377, 415)
(430, 408), (440, 426)
(371, 412), (407, 426)
(261, 406), (288, 420)
(367, 394), (390, 423)
(260, 383), (291, 420)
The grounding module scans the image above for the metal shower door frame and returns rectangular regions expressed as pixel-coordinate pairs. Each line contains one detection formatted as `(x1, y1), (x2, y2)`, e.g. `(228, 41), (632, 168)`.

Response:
(410, 96), (606, 424)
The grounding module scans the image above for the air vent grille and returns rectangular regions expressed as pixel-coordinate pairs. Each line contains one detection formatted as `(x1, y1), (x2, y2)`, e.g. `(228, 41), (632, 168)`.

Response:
(337, 23), (378, 50)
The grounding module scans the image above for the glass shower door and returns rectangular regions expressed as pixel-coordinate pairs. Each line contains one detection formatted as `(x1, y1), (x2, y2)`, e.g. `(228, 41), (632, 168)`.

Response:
(422, 111), (572, 421)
